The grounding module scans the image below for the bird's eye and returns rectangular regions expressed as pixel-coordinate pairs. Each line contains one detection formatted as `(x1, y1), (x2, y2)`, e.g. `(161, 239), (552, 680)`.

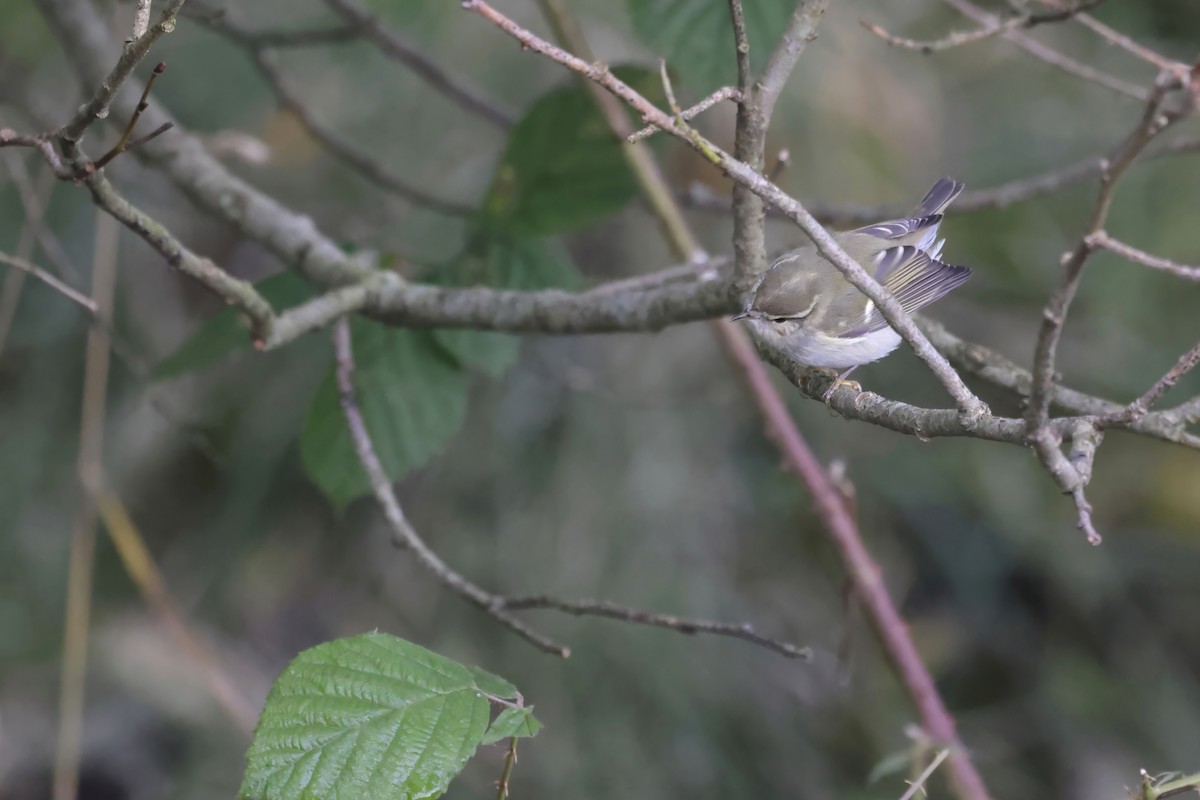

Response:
(770, 317), (790, 324)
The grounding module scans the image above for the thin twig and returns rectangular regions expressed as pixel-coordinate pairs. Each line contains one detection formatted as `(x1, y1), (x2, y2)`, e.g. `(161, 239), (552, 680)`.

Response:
(62, 141), (277, 340)
(681, 135), (1200, 223)
(323, 0), (515, 129)
(0, 250), (99, 313)
(90, 62), (173, 171)
(244, 47), (474, 216)
(862, 0), (1104, 54)
(1075, 13), (1186, 74)
(498, 596), (811, 659)
(183, 1), (362, 47)
(1092, 231), (1200, 281)
(0, 128), (68, 175)
(331, 318), (569, 657)
(627, 86), (740, 143)
(188, 9), (474, 216)
(727, 0), (752, 100)
(58, 0), (188, 143)
(1109, 337), (1200, 423)
(1028, 72), (1187, 431)
(938, 0), (1147, 100)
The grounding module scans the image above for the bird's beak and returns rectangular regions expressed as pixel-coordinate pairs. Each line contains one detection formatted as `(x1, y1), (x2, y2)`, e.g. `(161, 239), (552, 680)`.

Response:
(731, 311), (750, 321)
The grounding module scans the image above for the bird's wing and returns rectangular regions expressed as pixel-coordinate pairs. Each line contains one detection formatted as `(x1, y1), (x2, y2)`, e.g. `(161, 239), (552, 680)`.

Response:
(850, 177), (965, 249)
(913, 177), (965, 217)
(834, 246), (971, 338)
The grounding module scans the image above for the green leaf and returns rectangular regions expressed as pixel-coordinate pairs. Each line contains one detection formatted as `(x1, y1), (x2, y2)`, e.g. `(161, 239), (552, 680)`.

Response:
(431, 234), (579, 378)
(481, 707), (543, 745)
(153, 272), (312, 380)
(466, 665), (519, 701)
(625, 0), (798, 90)
(299, 320), (467, 508)
(240, 632), (533, 800)
(483, 66), (659, 237)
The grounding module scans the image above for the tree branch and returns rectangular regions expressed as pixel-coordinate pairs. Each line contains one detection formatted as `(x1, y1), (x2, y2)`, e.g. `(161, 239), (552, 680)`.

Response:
(332, 318), (569, 657)
(936, 0), (1147, 100)
(323, 0), (515, 129)
(188, 7), (475, 216)
(1092, 230), (1200, 281)
(463, 0), (986, 421)
(862, 0), (1104, 54)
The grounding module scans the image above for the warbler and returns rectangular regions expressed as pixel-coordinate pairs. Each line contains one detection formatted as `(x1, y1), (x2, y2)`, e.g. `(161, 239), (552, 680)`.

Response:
(733, 177), (971, 398)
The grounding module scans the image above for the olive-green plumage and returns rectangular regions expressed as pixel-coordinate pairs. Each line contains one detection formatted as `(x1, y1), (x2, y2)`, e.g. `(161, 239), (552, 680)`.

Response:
(735, 177), (972, 379)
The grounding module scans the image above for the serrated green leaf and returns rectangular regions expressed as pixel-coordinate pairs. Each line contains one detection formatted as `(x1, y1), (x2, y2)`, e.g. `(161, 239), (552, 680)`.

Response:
(481, 706), (543, 745)
(483, 66), (659, 237)
(625, 0), (797, 90)
(153, 272), (313, 380)
(431, 234), (579, 377)
(240, 632), (526, 800)
(299, 320), (467, 508)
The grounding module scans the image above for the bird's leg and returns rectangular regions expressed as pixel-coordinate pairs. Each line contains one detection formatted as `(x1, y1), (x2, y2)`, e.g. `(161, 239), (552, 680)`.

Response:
(820, 366), (863, 404)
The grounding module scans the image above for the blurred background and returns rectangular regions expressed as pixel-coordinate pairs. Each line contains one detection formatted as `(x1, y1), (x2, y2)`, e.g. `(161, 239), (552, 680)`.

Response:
(1, 0), (1199, 798)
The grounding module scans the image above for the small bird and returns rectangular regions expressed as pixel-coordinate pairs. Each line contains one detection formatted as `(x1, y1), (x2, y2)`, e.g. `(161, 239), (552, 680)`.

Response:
(733, 177), (972, 399)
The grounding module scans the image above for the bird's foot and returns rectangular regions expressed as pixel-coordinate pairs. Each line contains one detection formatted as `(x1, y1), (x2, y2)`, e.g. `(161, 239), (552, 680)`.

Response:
(802, 367), (863, 405)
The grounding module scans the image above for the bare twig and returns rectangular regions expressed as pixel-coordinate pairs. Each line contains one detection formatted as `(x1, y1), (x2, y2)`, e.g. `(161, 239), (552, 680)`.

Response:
(63, 143), (277, 338)
(331, 319), (568, 657)
(1075, 13), (1186, 74)
(1092, 230), (1200, 281)
(0, 128), (68, 175)
(628, 86), (740, 143)
(188, 9), (476, 217)
(681, 135), (1200, 223)
(1110, 338), (1200, 423)
(323, 0), (515, 129)
(1028, 72), (1188, 431)
(862, 0), (1104, 54)
(0, 250), (98, 313)
(183, 0), (362, 47)
(498, 596), (810, 659)
(89, 62), (173, 171)
(58, 0), (188, 144)
(938, 0), (1147, 100)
